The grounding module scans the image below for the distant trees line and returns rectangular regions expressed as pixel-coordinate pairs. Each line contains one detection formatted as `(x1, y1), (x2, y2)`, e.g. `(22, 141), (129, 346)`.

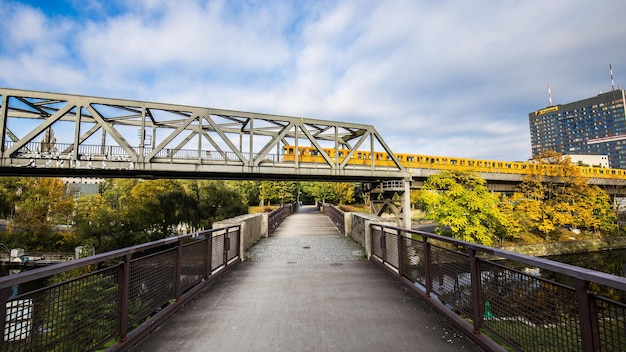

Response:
(0, 150), (622, 253)
(0, 178), (362, 253)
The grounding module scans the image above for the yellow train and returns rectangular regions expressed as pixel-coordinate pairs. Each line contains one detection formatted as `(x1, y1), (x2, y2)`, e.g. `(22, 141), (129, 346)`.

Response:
(282, 146), (626, 180)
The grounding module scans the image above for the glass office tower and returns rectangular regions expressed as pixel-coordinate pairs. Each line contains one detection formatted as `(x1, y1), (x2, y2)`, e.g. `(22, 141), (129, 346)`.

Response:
(529, 89), (626, 168)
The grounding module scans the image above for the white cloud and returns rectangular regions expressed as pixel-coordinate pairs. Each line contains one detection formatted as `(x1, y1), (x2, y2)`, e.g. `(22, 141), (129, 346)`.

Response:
(1, 0), (626, 162)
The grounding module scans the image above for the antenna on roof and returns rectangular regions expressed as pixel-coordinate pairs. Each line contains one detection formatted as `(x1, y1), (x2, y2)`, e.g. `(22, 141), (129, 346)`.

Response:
(610, 64), (615, 91)
(547, 83), (553, 106)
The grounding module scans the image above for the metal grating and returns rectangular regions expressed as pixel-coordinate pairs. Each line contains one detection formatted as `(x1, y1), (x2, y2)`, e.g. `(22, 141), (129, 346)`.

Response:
(595, 295), (626, 351)
(2, 266), (119, 352)
(371, 226), (383, 259)
(128, 249), (176, 326)
(226, 228), (239, 262)
(480, 261), (581, 352)
(401, 237), (426, 286)
(181, 241), (206, 293)
(383, 229), (399, 268)
(429, 245), (472, 316)
(211, 233), (226, 272)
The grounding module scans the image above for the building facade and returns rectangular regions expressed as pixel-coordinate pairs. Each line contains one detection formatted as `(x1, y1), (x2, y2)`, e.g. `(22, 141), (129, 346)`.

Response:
(529, 89), (626, 169)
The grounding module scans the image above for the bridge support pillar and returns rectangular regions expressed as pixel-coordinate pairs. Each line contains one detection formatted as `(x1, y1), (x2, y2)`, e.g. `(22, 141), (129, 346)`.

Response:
(367, 178), (412, 229)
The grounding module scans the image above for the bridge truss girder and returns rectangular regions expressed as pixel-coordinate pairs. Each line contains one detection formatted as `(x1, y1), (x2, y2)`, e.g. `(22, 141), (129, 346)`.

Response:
(0, 88), (406, 181)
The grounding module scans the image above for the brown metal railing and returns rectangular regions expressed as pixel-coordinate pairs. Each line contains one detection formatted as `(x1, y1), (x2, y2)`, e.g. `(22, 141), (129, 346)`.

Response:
(370, 223), (626, 352)
(268, 204), (293, 235)
(0, 225), (241, 352)
(322, 204), (345, 234)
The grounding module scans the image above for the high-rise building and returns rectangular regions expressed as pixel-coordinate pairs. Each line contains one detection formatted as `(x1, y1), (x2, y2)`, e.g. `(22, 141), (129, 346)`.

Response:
(529, 89), (626, 168)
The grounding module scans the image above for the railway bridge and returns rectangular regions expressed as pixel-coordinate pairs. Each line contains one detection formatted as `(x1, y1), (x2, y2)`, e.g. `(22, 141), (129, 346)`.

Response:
(3, 88), (626, 228)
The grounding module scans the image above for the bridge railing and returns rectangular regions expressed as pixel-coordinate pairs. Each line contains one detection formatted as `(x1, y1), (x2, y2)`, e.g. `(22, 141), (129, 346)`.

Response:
(370, 223), (626, 352)
(268, 204), (294, 235)
(0, 225), (241, 352)
(322, 204), (345, 234)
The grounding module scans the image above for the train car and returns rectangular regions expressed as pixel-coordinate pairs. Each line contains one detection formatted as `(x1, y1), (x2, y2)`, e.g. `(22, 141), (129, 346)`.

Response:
(282, 146), (626, 180)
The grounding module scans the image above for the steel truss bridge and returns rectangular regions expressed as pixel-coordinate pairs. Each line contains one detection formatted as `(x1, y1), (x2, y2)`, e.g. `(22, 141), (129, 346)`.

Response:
(0, 88), (404, 181)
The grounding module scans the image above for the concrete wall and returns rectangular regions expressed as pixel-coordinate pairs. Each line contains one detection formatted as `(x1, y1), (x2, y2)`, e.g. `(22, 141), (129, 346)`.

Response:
(345, 212), (396, 258)
(213, 213), (268, 259)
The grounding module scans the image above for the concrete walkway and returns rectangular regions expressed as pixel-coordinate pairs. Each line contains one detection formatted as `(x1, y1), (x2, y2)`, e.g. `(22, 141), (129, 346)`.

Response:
(130, 206), (483, 352)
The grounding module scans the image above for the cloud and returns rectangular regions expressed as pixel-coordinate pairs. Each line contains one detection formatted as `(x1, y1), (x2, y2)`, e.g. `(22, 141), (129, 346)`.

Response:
(1, 0), (626, 163)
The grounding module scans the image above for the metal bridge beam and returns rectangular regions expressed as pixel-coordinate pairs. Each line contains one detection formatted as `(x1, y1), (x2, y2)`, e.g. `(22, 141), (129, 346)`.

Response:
(0, 88), (406, 181)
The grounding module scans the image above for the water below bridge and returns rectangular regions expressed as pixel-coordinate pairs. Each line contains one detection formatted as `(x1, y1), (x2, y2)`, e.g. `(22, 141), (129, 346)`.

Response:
(130, 205), (484, 352)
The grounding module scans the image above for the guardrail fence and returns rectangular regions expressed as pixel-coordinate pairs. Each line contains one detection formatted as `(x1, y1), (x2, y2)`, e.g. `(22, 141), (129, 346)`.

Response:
(322, 204), (345, 234)
(370, 223), (626, 352)
(268, 203), (296, 235)
(0, 225), (241, 352)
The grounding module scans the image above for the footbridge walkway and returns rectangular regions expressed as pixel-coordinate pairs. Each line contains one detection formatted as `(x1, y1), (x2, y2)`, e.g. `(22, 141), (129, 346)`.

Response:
(1, 205), (625, 351)
(130, 205), (483, 352)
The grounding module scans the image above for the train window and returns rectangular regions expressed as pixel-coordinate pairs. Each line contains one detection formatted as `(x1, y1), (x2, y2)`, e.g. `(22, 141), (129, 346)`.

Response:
(288, 148), (294, 154)
(311, 150), (318, 156)
(450, 159), (457, 165)
(407, 156), (414, 162)
(338, 152), (344, 157)
(357, 152), (362, 158)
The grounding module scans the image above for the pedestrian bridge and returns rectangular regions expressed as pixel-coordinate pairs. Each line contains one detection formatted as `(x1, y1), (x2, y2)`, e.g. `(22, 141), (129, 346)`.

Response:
(1, 205), (625, 351)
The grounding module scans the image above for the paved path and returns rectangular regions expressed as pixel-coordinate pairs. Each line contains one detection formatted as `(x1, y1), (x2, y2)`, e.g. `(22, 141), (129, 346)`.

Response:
(130, 206), (483, 352)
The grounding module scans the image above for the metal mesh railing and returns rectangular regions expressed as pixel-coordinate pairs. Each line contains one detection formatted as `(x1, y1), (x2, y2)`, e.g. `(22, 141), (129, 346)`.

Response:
(0, 225), (241, 352)
(369, 223), (626, 352)
(268, 204), (293, 235)
(322, 204), (345, 234)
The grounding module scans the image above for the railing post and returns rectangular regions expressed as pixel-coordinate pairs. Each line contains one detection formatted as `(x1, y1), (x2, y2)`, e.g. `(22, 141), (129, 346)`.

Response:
(204, 231), (212, 280)
(423, 237), (432, 296)
(397, 230), (404, 278)
(174, 238), (183, 302)
(381, 227), (387, 265)
(236, 225), (242, 259)
(468, 249), (483, 335)
(573, 278), (600, 352)
(0, 286), (11, 342)
(118, 254), (131, 342)
(223, 229), (230, 266)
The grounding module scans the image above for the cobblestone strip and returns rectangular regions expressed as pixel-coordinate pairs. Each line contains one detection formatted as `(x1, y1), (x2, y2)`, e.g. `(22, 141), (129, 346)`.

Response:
(246, 206), (365, 262)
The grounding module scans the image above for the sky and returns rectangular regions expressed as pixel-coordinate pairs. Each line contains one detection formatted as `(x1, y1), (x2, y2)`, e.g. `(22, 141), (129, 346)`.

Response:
(1, 0), (625, 162)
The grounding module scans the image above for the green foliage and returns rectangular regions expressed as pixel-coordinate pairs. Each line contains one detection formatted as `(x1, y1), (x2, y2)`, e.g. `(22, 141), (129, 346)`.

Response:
(418, 171), (508, 246)
(73, 179), (247, 252)
(1, 177), (75, 250)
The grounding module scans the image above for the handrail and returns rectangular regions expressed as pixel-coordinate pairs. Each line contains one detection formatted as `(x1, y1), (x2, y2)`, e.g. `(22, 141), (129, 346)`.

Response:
(369, 223), (626, 352)
(267, 204), (294, 235)
(0, 225), (242, 351)
(322, 204), (345, 234)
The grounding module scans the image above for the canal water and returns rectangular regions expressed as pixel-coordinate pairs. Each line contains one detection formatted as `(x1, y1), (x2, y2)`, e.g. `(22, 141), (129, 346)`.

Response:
(545, 248), (626, 278)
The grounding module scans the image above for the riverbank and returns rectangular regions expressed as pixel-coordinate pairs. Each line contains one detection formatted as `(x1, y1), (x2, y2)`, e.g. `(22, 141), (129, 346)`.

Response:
(500, 236), (626, 257)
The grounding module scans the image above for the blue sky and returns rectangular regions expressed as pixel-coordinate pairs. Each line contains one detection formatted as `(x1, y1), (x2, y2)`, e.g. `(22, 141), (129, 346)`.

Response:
(1, 0), (626, 162)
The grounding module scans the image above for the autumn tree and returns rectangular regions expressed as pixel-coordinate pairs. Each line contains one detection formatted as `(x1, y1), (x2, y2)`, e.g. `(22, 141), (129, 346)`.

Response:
(512, 151), (616, 239)
(418, 170), (508, 246)
(9, 177), (75, 250)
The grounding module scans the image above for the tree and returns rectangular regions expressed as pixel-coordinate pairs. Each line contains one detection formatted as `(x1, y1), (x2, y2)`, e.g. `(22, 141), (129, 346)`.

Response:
(194, 180), (247, 229)
(10, 178), (75, 250)
(513, 151), (616, 239)
(302, 182), (335, 203)
(331, 182), (357, 205)
(418, 171), (508, 246)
